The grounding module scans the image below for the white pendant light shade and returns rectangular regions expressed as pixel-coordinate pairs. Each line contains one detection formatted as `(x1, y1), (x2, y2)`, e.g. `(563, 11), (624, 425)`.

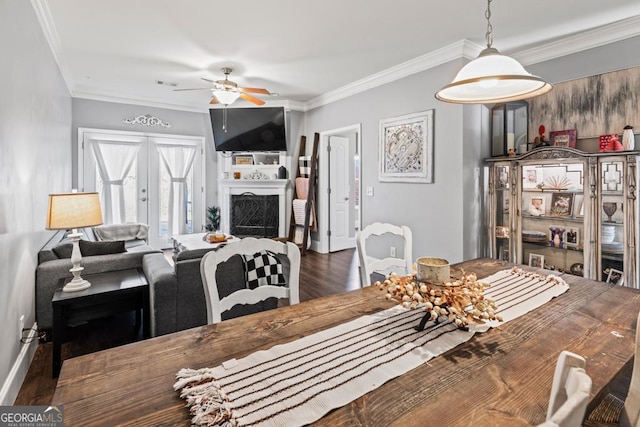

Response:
(435, 0), (552, 104)
(213, 90), (240, 105)
(435, 47), (552, 104)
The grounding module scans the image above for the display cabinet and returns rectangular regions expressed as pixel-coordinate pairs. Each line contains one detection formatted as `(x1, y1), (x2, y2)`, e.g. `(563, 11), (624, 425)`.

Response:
(486, 147), (640, 288)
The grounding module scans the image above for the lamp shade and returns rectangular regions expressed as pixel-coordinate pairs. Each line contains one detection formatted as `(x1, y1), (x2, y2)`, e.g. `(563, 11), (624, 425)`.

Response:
(46, 192), (103, 230)
(213, 90), (240, 105)
(435, 47), (552, 104)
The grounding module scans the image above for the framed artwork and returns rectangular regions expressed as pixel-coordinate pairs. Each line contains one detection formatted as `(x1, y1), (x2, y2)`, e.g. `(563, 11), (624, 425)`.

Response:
(522, 166), (543, 189)
(379, 110), (434, 183)
(606, 268), (624, 286)
(526, 196), (545, 217)
(550, 193), (574, 217)
(529, 253), (545, 268)
(565, 228), (579, 248)
(549, 129), (577, 148)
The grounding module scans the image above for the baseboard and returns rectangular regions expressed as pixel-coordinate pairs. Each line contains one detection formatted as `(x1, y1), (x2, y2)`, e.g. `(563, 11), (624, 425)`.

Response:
(0, 322), (38, 405)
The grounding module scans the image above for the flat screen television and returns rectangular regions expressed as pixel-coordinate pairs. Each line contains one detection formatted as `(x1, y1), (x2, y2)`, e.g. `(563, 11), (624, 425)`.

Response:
(210, 107), (287, 152)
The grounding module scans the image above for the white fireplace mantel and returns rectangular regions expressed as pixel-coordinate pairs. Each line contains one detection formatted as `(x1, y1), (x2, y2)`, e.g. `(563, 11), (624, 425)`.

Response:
(219, 179), (289, 237)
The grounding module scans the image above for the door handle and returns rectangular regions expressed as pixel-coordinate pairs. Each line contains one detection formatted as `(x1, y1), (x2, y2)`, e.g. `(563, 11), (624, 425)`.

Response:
(344, 197), (349, 201)
(140, 197), (147, 202)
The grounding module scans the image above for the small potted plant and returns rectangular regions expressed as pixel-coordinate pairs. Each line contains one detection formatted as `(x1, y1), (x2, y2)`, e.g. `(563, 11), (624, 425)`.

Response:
(205, 206), (220, 232)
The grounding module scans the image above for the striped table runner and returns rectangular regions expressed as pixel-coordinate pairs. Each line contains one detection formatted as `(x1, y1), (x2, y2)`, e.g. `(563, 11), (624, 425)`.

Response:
(175, 268), (569, 426)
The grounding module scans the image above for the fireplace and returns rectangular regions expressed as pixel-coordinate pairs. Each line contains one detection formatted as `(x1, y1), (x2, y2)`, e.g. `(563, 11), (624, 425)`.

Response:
(231, 194), (279, 237)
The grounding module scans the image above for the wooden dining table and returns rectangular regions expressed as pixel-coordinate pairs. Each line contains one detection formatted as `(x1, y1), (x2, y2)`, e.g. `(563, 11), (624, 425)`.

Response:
(52, 257), (640, 426)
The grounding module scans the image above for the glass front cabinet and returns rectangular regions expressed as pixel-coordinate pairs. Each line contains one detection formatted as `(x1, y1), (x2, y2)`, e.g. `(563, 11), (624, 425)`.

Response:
(487, 147), (640, 288)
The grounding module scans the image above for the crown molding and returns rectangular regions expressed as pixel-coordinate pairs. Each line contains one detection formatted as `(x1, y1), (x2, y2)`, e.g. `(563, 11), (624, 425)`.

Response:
(31, 0), (75, 94)
(73, 90), (210, 113)
(513, 15), (640, 65)
(303, 40), (484, 111)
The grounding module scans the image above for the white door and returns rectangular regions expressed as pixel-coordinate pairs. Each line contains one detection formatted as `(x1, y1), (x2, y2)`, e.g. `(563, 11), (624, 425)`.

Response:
(328, 136), (353, 251)
(80, 129), (205, 249)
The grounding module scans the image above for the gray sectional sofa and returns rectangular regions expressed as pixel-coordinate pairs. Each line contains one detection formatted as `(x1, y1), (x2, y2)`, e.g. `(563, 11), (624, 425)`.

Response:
(142, 246), (289, 337)
(36, 224), (161, 332)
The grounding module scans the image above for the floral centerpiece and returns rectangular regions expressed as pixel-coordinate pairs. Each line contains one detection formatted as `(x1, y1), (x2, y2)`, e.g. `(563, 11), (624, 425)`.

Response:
(376, 270), (502, 331)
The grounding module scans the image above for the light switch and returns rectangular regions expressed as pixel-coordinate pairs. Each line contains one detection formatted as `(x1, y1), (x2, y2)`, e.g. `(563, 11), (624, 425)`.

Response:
(366, 186), (374, 196)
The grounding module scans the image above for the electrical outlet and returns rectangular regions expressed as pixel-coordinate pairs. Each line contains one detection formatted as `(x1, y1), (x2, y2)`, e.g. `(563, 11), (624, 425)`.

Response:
(390, 246), (396, 257)
(19, 315), (24, 341)
(366, 186), (374, 196)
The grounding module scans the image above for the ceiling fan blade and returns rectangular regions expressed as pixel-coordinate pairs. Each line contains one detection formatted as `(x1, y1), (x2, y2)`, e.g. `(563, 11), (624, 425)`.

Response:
(209, 96), (220, 105)
(240, 92), (265, 106)
(173, 87), (211, 91)
(240, 87), (270, 95)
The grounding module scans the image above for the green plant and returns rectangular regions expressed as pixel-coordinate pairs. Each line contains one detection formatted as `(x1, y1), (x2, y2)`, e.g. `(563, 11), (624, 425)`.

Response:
(205, 206), (220, 231)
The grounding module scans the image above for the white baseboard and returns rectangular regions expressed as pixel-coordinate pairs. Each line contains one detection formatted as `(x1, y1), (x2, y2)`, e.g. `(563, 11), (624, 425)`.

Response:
(0, 322), (38, 405)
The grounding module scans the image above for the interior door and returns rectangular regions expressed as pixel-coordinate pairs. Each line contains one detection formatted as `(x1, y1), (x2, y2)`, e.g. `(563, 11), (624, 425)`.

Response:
(328, 135), (353, 251)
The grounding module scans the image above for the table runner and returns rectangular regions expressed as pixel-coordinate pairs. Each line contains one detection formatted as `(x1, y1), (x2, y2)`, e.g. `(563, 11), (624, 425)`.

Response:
(175, 268), (569, 426)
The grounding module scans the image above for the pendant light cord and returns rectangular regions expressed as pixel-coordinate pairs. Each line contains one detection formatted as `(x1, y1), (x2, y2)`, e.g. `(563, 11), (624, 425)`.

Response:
(485, 0), (493, 48)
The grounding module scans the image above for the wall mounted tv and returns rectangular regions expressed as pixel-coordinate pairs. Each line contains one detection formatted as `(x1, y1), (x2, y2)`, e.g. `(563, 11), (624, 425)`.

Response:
(210, 107), (287, 152)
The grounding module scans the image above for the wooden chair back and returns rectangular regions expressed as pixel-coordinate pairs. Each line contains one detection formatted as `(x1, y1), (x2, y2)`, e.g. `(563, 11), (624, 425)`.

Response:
(356, 222), (412, 287)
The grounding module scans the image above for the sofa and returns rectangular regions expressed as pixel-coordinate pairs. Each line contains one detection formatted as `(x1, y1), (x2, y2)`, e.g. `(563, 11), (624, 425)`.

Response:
(36, 223), (161, 332)
(142, 245), (291, 337)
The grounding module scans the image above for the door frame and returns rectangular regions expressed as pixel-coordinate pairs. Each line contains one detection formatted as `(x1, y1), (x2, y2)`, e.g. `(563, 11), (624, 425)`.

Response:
(77, 127), (206, 248)
(314, 124), (362, 254)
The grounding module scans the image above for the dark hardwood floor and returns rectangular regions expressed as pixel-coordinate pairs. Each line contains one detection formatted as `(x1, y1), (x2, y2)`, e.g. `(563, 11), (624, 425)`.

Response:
(14, 248), (360, 406)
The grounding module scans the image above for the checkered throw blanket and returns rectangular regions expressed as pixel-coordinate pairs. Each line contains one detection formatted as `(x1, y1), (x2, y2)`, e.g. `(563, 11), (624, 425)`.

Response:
(242, 250), (285, 289)
(298, 156), (311, 178)
(175, 268), (569, 426)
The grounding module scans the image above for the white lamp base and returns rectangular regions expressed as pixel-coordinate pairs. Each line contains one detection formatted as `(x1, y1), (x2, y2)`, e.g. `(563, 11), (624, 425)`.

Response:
(63, 232), (92, 292)
(62, 275), (91, 292)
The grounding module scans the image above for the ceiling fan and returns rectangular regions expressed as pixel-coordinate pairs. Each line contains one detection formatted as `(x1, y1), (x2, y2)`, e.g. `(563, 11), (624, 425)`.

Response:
(174, 67), (270, 106)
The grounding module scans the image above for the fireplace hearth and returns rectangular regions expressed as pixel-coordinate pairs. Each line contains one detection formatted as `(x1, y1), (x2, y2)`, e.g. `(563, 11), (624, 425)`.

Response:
(231, 194), (279, 237)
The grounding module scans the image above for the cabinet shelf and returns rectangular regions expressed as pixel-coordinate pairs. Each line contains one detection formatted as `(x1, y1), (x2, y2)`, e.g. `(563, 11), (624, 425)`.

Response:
(522, 214), (583, 223)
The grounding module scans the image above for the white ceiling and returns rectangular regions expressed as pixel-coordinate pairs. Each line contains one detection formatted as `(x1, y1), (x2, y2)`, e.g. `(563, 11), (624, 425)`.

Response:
(34, 0), (640, 112)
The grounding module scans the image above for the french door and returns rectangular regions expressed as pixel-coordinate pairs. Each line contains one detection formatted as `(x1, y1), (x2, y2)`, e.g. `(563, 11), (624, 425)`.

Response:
(79, 128), (205, 249)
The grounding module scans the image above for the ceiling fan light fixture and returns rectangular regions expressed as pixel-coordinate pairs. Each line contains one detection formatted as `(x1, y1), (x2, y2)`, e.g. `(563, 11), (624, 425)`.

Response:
(435, 0), (552, 104)
(213, 90), (240, 105)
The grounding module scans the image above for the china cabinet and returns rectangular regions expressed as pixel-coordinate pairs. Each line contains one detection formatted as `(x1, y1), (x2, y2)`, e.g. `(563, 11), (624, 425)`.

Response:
(486, 147), (640, 288)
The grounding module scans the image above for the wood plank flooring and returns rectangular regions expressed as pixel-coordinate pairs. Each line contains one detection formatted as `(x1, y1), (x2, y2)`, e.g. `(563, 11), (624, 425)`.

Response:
(14, 248), (360, 406)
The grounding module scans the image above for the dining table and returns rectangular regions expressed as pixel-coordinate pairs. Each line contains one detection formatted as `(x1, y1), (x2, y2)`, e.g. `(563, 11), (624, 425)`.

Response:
(52, 257), (640, 426)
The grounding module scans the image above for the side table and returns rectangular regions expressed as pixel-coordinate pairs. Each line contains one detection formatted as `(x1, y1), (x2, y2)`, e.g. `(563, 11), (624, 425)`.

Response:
(52, 268), (149, 377)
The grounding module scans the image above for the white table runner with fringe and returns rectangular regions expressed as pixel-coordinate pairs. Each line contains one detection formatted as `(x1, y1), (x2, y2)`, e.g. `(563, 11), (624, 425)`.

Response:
(174, 268), (569, 426)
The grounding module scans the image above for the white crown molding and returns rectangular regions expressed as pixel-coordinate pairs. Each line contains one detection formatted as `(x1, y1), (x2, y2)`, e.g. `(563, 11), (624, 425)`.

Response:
(30, 0), (75, 94)
(73, 90), (210, 113)
(513, 15), (640, 65)
(303, 40), (484, 111)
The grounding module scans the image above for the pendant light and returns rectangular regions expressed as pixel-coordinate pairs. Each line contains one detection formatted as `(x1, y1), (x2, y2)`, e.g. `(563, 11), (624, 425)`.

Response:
(435, 0), (552, 104)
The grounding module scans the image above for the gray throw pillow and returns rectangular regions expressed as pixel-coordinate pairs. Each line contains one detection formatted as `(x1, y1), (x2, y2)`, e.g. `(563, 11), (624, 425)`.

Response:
(79, 240), (126, 256)
(52, 243), (73, 259)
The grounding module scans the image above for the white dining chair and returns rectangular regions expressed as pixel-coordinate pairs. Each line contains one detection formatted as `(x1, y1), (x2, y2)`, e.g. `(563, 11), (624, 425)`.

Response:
(538, 350), (592, 427)
(584, 311), (640, 427)
(200, 237), (300, 324)
(356, 222), (413, 287)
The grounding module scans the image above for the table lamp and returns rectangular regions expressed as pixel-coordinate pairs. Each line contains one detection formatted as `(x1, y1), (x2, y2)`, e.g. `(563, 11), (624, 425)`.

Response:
(46, 192), (103, 292)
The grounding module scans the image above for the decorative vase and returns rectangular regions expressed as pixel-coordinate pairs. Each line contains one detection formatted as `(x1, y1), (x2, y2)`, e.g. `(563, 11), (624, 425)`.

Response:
(622, 125), (634, 150)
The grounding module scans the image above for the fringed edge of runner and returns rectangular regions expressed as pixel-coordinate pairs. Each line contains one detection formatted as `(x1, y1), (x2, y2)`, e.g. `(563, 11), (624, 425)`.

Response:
(174, 367), (236, 426)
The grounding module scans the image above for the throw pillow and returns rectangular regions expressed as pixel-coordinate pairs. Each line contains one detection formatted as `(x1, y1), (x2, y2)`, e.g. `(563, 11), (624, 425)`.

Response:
(52, 243), (73, 259)
(242, 250), (285, 289)
(79, 240), (126, 256)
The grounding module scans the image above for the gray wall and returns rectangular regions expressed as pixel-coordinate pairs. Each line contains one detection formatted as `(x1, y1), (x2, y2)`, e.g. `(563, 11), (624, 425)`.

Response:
(304, 60), (470, 263)
(0, 0), (72, 403)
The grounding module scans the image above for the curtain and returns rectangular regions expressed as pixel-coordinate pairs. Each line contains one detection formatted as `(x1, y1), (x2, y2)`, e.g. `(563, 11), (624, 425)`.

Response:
(157, 144), (197, 236)
(91, 141), (141, 224)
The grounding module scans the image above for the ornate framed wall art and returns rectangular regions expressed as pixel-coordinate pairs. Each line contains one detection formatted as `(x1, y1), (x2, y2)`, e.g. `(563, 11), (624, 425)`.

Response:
(379, 110), (434, 183)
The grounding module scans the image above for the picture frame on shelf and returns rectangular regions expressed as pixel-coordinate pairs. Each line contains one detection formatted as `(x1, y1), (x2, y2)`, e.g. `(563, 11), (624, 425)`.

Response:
(606, 268), (624, 286)
(527, 196), (545, 217)
(529, 253), (545, 268)
(550, 192), (574, 217)
(549, 226), (566, 248)
(522, 166), (543, 189)
(565, 227), (579, 248)
(549, 129), (577, 148)
(495, 226), (509, 239)
(379, 109), (434, 183)
(235, 155), (254, 165)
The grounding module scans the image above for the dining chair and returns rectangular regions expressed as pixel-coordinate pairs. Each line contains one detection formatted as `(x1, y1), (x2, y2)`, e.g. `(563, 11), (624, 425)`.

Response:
(584, 311), (640, 427)
(200, 237), (300, 324)
(356, 222), (413, 287)
(538, 350), (592, 427)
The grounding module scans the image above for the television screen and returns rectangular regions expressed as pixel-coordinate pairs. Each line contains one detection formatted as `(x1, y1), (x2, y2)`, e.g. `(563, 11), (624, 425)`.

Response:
(210, 107), (287, 152)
